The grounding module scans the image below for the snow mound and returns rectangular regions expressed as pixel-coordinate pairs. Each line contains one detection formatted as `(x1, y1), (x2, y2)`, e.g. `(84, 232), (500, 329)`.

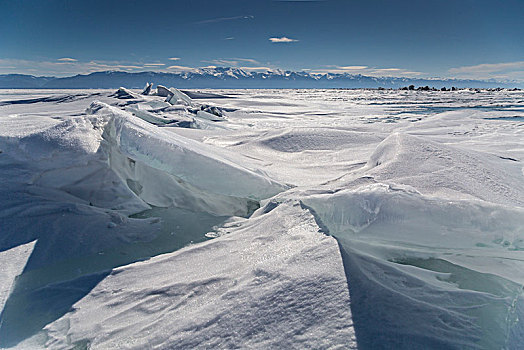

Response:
(363, 133), (524, 207)
(259, 128), (381, 153)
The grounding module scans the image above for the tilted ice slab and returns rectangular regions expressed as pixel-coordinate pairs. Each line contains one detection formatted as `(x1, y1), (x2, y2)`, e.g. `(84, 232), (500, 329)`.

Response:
(43, 202), (355, 349)
(88, 101), (286, 203)
(124, 105), (195, 126)
(110, 87), (142, 100)
(141, 82), (153, 96)
(0, 241), (35, 315)
(0, 112), (162, 347)
(166, 87), (193, 106)
(302, 183), (524, 349)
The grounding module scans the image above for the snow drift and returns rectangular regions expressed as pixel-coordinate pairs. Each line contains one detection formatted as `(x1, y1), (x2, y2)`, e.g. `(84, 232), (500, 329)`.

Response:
(0, 97), (287, 347)
(303, 184), (524, 349)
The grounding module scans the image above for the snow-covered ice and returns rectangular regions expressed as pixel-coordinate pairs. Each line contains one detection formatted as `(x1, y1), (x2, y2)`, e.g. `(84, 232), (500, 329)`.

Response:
(1, 87), (523, 349)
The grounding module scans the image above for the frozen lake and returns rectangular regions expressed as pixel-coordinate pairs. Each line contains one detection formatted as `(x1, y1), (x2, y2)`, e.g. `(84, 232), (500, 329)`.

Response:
(1, 88), (524, 349)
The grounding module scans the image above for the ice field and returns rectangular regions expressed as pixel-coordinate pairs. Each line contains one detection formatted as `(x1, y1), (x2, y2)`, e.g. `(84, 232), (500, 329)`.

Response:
(1, 87), (524, 349)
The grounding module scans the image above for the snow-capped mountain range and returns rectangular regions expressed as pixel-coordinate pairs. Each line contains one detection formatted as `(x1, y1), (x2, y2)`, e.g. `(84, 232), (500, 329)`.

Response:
(0, 67), (519, 89)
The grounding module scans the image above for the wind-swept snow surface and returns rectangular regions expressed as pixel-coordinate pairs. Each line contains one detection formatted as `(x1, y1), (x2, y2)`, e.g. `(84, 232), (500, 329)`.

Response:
(1, 88), (524, 349)
(44, 202), (355, 349)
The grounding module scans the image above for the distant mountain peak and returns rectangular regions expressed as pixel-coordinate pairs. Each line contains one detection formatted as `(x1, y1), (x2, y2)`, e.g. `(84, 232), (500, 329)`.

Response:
(0, 68), (520, 89)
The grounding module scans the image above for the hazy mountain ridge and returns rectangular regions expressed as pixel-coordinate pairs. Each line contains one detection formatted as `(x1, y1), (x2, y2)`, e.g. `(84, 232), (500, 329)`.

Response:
(0, 68), (519, 89)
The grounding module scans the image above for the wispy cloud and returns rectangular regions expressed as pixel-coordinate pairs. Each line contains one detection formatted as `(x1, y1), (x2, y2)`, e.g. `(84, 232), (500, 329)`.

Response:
(269, 36), (299, 43)
(0, 58), (422, 79)
(312, 65), (422, 77)
(166, 65), (197, 72)
(102, 64), (143, 70)
(449, 61), (524, 74)
(204, 58), (261, 67)
(239, 66), (272, 72)
(168, 57), (180, 61)
(375, 68), (401, 72)
(2, 58), (274, 76)
(0, 58), (173, 76)
(448, 61), (524, 82)
(7, 57), (521, 82)
(338, 66), (368, 70)
(196, 15), (254, 25)
(224, 37), (235, 40)
(57, 58), (77, 62)
(235, 58), (260, 64)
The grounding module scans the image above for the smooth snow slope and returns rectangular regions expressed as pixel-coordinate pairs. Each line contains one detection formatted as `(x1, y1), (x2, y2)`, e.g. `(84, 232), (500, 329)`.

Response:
(1, 88), (523, 349)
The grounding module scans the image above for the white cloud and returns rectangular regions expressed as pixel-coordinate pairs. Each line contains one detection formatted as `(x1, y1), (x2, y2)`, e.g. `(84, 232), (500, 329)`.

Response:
(338, 66), (368, 70)
(448, 61), (524, 82)
(235, 58), (260, 64)
(311, 65), (422, 77)
(205, 59), (240, 66)
(0, 58), (171, 76)
(166, 65), (197, 72)
(239, 66), (272, 72)
(374, 68), (401, 72)
(168, 57), (181, 61)
(449, 61), (524, 74)
(0, 58), (423, 79)
(204, 58), (261, 67)
(107, 64), (143, 70)
(57, 58), (77, 62)
(0, 58), (423, 80)
(269, 36), (299, 43)
(369, 68), (421, 77)
(196, 15), (254, 24)
(5, 57), (520, 82)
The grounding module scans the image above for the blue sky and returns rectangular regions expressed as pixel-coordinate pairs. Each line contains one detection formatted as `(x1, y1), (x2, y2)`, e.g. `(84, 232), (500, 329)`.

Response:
(1, 0), (523, 81)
